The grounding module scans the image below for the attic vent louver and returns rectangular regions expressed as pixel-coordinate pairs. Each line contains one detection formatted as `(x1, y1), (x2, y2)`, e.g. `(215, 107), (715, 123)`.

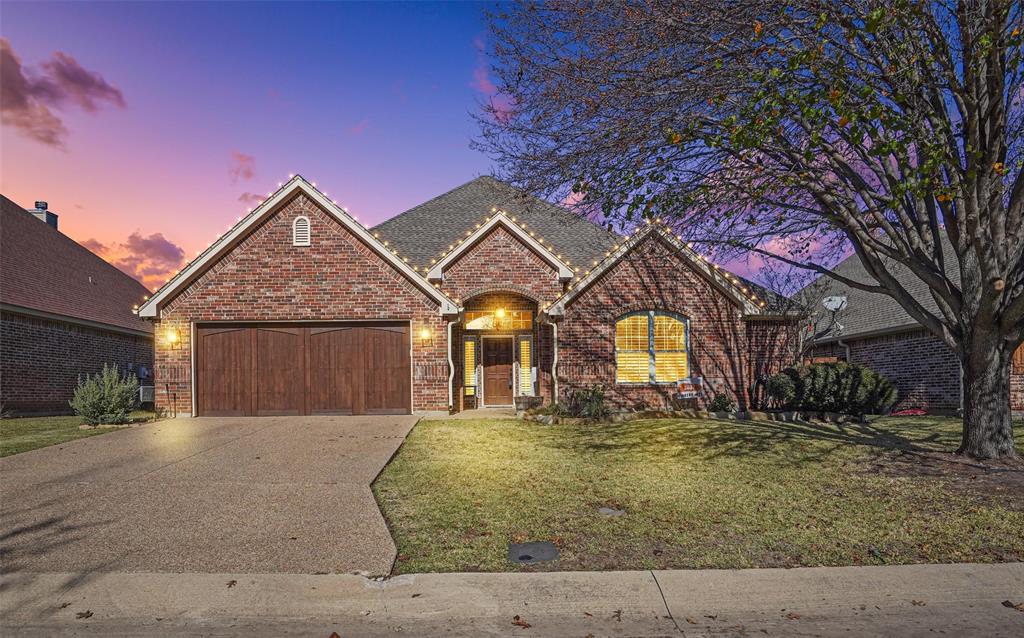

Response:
(292, 216), (311, 246)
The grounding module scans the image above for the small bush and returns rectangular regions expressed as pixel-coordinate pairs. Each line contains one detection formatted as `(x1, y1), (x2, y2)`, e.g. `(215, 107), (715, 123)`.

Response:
(560, 385), (611, 420)
(765, 373), (796, 408)
(708, 393), (737, 412)
(70, 364), (139, 425)
(765, 362), (897, 416)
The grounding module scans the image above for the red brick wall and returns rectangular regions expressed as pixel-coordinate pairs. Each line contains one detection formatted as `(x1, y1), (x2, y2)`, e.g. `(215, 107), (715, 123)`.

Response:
(153, 193), (449, 415)
(439, 226), (565, 305)
(810, 330), (962, 413)
(1, 310), (153, 414)
(1012, 371), (1024, 416)
(556, 234), (795, 410)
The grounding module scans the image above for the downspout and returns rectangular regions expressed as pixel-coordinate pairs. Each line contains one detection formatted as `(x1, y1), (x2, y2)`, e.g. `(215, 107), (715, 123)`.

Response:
(447, 318), (458, 412)
(551, 322), (559, 404)
(837, 338), (851, 363)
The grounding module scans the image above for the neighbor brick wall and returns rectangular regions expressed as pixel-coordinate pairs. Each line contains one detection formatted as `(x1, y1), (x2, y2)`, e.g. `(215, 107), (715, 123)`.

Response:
(153, 193), (449, 415)
(810, 329), (962, 412)
(556, 234), (795, 410)
(1, 310), (153, 414)
(439, 225), (565, 305)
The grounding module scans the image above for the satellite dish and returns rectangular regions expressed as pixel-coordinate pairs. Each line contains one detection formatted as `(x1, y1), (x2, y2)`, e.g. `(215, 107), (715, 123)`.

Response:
(823, 296), (848, 312)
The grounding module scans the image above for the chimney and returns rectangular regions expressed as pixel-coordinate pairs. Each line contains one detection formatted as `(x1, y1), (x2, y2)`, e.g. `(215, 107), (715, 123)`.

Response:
(29, 201), (58, 230)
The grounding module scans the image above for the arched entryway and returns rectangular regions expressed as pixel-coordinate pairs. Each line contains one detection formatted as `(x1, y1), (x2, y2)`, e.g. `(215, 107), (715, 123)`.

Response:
(456, 291), (547, 409)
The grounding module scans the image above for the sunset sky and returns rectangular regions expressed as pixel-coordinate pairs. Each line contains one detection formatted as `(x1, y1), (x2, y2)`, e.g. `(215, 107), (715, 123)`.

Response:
(1, 1), (506, 290)
(2, 1), (780, 293)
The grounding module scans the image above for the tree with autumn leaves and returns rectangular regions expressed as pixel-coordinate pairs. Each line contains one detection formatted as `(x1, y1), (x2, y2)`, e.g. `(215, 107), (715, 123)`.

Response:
(476, 0), (1023, 459)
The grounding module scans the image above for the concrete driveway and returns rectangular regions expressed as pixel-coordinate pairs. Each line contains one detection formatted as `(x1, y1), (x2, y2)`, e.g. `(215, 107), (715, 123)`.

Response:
(0, 415), (418, 575)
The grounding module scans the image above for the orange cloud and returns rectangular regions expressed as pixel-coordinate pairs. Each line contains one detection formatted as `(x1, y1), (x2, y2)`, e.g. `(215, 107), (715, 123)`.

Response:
(83, 232), (185, 290)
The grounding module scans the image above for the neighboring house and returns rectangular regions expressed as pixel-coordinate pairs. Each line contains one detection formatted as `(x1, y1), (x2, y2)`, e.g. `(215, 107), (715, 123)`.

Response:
(1, 196), (154, 414)
(799, 243), (1024, 415)
(138, 175), (798, 417)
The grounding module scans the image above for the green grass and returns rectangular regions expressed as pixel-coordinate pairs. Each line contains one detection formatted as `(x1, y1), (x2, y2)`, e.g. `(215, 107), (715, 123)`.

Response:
(0, 411), (157, 457)
(374, 416), (1024, 573)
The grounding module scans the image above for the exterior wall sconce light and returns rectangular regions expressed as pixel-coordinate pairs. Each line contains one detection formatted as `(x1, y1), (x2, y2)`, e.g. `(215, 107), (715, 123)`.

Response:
(419, 326), (433, 346)
(163, 327), (181, 349)
(495, 308), (506, 319)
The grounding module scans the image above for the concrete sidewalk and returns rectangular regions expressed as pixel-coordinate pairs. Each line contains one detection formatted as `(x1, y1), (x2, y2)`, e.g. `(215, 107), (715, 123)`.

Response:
(3, 563), (1023, 637)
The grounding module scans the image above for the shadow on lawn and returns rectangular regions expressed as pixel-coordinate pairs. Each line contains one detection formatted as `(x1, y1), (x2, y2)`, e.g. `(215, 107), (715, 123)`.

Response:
(536, 417), (956, 466)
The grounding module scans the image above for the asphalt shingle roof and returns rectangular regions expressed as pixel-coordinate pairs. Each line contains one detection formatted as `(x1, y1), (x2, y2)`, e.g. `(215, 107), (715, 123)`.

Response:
(798, 237), (960, 340)
(1, 195), (153, 334)
(373, 176), (621, 271)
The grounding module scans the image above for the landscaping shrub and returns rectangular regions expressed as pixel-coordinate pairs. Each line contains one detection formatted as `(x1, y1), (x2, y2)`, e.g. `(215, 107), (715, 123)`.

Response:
(708, 393), (737, 412)
(559, 385), (612, 420)
(765, 362), (897, 416)
(70, 364), (139, 425)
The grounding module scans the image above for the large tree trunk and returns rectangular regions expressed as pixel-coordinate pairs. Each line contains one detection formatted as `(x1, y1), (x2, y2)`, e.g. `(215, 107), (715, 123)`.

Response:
(959, 337), (1016, 460)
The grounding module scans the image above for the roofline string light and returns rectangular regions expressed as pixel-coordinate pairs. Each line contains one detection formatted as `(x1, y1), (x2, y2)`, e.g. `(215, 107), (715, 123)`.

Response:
(137, 176), (765, 316)
(544, 221), (766, 313)
(137, 174), (460, 315)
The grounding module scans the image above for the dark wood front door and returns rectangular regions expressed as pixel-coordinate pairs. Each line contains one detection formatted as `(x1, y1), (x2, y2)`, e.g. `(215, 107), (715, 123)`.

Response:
(196, 323), (410, 416)
(483, 338), (513, 405)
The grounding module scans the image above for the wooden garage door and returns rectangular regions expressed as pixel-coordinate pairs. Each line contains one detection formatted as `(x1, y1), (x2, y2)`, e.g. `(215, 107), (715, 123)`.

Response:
(196, 323), (410, 416)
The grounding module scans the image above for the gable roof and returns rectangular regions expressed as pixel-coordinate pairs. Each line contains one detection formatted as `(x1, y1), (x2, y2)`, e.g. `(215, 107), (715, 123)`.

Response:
(797, 237), (960, 341)
(1, 195), (152, 335)
(426, 210), (575, 281)
(374, 176), (621, 270)
(545, 223), (768, 317)
(138, 176), (458, 318)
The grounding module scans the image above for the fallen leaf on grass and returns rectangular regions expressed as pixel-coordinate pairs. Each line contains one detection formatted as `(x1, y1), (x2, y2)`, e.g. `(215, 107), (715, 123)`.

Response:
(911, 600), (926, 606)
(59, 602), (71, 609)
(512, 614), (531, 628)
(226, 580), (237, 588)
(329, 633), (341, 638)
(612, 609), (622, 622)
(76, 611), (93, 619)
(411, 593), (421, 598)
(685, 617), (697, 624)
(1002, 600), (1024, 612)
(786, 612), (801, 620)
(583, 612), (592, 617)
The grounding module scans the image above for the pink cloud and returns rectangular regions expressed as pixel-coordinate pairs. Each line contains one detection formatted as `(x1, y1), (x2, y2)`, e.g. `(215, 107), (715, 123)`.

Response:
(83, 231), (185, 290)
(0, 38), (125, 149)
(237, 192), (264, 207)
(348, 118), (369, 135)
(229, 150), (256, 182)
(471, 37), (514, 123)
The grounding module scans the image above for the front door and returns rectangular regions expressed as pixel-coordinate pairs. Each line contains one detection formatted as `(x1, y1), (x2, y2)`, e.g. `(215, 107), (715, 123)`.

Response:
(483, 338), (513, 406)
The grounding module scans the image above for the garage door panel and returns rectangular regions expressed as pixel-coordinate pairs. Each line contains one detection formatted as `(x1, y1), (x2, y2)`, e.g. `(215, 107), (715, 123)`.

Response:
(255, 327), (304, 416)
(198, 327), (252, 417)
(308, 327), (361, 415)
(196, 323), (410, 416)
(363, 325), (410, 415)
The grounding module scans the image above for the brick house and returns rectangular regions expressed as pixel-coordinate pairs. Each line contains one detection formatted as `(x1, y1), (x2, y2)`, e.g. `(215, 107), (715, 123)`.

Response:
(800, 243), (1024, 415)
(138, 175), (798, 416)
(1, 196), (153, 415)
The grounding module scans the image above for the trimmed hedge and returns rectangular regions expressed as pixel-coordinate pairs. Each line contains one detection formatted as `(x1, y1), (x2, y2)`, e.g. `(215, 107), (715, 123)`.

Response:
(765, 362), (897, 416)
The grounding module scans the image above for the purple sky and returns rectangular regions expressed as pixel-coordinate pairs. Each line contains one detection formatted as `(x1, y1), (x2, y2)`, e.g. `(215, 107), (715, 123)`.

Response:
(1, 1), (508, 289)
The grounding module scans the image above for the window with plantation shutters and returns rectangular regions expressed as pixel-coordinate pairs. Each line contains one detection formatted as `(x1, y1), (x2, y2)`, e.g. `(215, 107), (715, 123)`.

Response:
(615, 311), (689, 384)
(518, 335), (533, 396)
(464, 337), (477, 395)
(292, 216), (311, 246)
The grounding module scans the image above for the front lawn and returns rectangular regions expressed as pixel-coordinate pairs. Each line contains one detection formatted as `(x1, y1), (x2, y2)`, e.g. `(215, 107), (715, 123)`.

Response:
(373, 416), (1024, 573)
(0, 411), (157, 457)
